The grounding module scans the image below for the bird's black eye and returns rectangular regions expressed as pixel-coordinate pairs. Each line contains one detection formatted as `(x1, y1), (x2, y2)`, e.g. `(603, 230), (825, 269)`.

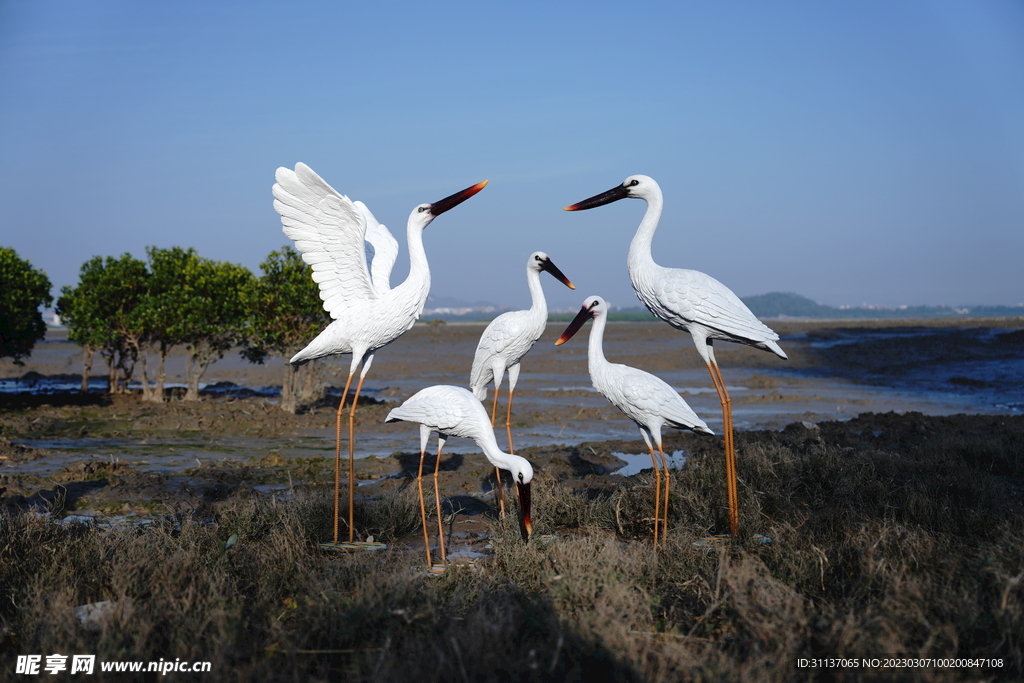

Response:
(418, 206), (428, 213)
(629, 179), (640, 187)
(518, 473), (524, 482)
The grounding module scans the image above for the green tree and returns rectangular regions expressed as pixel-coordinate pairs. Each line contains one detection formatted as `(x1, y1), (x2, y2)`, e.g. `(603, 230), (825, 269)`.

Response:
(243, 246), (331, 413)
(56, 254), (148, 393)
(137, 247), (196, 402)
(157, 250), (254, 401)
(0, 247), (53, 365)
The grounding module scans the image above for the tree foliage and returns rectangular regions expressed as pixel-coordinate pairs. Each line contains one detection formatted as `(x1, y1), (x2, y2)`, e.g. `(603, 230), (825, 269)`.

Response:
(56, 254), (148, 393)
(243, 246), (331, 412)
(156, 249), (254, 401)
(57, 248), (253, 400)
(50, 246), (330, 405)
(0, 247), (53, 365)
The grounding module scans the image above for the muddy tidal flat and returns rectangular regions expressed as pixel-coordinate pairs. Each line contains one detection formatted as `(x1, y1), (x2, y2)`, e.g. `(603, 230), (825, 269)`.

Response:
(1, 317), (1021, 530)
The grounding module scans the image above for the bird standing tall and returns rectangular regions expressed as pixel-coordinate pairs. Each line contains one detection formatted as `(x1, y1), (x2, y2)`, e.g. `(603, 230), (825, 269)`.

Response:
(470, 251), (574, 514)
(564, 175), (786, 537)
(273, 163), (488, 545)
(556, 295), (712, 543)
(386, 385), (534, 566)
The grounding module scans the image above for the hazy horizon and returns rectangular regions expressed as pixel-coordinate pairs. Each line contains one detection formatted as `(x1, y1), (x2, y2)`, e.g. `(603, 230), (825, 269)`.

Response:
(2, 1), (1022, 313)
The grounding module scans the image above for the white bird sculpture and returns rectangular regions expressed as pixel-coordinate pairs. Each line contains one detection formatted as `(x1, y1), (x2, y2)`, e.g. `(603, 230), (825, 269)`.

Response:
(565, 175), (786, 538)
(273, 163), (488, 545)
(386, 385), (534, 566)
(556, 295), (713, 544)
(469, 251), (575, 514)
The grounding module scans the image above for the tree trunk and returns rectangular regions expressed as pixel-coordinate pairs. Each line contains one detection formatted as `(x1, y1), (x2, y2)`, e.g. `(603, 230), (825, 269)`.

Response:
(279, 362), (298, 413)
(152, 342), (168, 402)
(105, 354), (120, 394)
(80, 345), (94, 393)
(184, 342), (215, 401)
(116, 350), (135, 394)
(136, 342), (155, 401)
(296, 361), (325, 406)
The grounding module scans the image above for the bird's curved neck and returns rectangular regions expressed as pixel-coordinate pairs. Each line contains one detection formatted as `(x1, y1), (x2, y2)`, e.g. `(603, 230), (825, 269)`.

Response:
(627, 191), (663, 272)
(480, 433), (515, 471)
(525, 267), (547, 318)
(587, 312), (609, 372)
(397, 222), (430, 299)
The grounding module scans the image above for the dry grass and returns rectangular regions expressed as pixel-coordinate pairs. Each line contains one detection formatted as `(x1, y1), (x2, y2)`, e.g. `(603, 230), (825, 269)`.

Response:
(2, 413), (1022, 681)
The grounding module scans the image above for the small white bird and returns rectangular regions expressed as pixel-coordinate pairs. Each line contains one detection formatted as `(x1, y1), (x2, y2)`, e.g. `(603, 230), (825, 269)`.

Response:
(556, 295), (713, 544)
(386, 385), (534, 566)
(565, 175), (786, 537)
(273, 163), (488, 544)
(470, 251), (574, 514)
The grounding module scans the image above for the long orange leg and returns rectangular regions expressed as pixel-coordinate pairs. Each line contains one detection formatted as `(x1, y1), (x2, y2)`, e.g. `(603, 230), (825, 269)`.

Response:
(433, 441), (447, 564)
(657, 443), (671, 546)
(489, 387), (506, 517)
(347, 373), (367, 543)
(706, 361), (738, 537)
(713, 361), (738, 538)
(417, 448), (432, 567)
(333, 372), (355, 544)
(490, 388), (500, 427)
(505, 389), (515, 454)
(647, 443), (661, 544)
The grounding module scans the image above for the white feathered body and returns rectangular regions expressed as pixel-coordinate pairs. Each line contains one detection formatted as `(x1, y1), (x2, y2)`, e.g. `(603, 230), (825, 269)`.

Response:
(624, 175), (786, 365)
(386, 385), (533, 482)
(470, 307), (544, 400)
(582, 297), (713, 444)
(272, 163), (429, 368)
(288, 278), (428, 365)
(470, 254), (553, 401)
(630, 261), (785, 361)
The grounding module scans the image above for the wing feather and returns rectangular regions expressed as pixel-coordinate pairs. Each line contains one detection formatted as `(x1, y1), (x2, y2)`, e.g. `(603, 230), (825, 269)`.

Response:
(654, 268), (779, 344)
(272, 163), (377, 318)
(355, 200), (400, 293)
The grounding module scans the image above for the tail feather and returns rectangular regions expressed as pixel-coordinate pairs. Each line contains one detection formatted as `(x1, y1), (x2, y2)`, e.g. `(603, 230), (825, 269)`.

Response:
(764, 339), (788, 360)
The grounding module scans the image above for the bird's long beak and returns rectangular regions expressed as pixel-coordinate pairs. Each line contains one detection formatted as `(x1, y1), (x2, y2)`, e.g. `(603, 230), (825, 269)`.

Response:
(540, 258), (576, 290)
(554, 305), (592, 346)
(516, 482), (532, 537)
(430, 180), (489, 216)
(564, 184), (629, 211)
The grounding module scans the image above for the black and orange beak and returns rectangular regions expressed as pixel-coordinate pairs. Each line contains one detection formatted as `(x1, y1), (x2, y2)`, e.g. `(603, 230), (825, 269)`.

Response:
(554, 304), (592, 346)
(430, 180), (489, 216)
(516, 482), (532, 537)
(564, 183), (629, 211)
(540, 257), (576, 290)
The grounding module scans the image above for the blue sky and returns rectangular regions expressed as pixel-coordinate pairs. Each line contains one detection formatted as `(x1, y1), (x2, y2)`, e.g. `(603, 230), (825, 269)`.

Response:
(2, 0), (1022, 312)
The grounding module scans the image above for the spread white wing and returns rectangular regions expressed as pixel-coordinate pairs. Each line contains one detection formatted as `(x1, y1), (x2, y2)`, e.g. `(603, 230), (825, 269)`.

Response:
(272, 163), (379, 318)
(354, 200), (399, 294)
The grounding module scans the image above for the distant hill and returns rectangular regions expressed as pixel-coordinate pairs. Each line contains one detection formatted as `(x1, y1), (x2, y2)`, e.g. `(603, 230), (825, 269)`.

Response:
(420, 291), (1024, 323)
(742, 292), (1024, 320)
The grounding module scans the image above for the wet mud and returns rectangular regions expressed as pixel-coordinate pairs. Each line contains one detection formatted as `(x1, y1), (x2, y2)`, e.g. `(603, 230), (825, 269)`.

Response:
(1, 318), (1022, 529)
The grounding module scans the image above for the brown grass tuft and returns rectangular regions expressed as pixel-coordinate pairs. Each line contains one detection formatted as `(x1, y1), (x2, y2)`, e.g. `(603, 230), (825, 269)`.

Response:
(2, 412), (1021, 681)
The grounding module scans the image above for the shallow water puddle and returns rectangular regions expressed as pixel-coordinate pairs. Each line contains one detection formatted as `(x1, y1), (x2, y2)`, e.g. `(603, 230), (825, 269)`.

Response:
(610, 450), (687, 477)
